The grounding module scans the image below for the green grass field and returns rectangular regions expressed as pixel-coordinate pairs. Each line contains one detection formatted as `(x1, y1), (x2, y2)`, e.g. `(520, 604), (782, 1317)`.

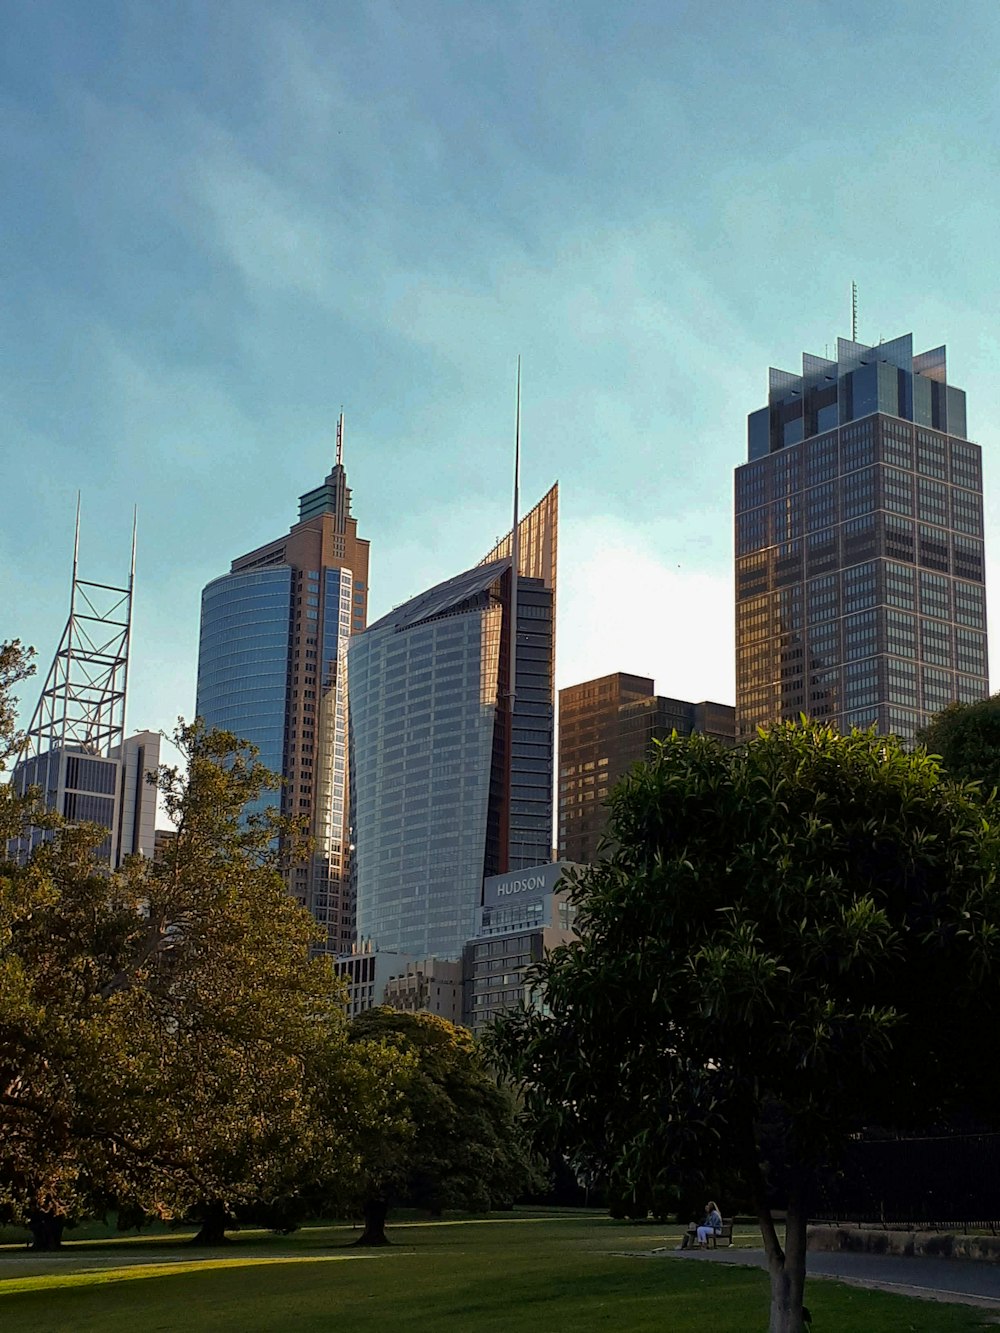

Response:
(0, 1211), (993, 1332)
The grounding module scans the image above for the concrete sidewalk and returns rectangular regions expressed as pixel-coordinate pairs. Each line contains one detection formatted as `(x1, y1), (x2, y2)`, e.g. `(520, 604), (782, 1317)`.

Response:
(653, 1245), (1000, 1312)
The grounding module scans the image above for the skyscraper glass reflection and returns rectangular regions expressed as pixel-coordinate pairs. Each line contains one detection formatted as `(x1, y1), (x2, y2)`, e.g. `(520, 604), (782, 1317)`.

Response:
(349, 485), (557, 960)
(735, 335), (988, 742)
(196, 418), (369, 952)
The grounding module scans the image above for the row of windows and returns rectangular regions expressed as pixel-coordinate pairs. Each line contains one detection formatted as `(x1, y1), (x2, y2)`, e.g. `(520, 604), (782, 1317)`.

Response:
(737, 477), (983, 552)
(737, 427), (980, 510)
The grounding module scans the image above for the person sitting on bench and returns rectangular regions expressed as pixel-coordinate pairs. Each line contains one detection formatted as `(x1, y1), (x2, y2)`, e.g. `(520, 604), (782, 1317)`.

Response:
(696, 1201), (723, 1247)
(677, 1201), (723, 1249)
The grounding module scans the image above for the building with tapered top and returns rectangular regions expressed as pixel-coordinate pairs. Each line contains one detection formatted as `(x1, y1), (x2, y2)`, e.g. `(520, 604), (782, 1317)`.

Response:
(348, 485), (557, 961)
(735, 334), (988, 743)
(196, 416), (369, 953)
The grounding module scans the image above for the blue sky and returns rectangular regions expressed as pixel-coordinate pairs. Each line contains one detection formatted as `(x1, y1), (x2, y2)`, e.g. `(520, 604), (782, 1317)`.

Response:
(4, 0), (1000, 754)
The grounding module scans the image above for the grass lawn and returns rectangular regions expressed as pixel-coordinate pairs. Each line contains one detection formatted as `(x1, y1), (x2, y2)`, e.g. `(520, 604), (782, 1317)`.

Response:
(0, 1210), (993, 1332)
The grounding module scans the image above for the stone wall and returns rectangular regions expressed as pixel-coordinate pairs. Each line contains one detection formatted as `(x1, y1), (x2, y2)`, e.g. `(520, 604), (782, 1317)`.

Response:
(808, 1225), (1000, 1263)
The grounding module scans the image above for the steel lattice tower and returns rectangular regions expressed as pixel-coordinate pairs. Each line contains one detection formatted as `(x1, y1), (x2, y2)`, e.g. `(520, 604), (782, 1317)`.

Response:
(24, 498), (136, 762)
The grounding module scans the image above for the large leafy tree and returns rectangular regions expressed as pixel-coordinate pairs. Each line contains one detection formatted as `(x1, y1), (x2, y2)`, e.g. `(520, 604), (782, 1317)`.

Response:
(919, 693), (1000, 790)
(491, 724), (1000, 1333)
(0, 698), (385, 1248)
(346, 1008), (541, 1245)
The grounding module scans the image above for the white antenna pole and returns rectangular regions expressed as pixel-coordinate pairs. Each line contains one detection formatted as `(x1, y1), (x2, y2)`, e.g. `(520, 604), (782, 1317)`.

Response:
(852, 281), (858, 342)
(63, 493), (82, 748)
(122, 506), (137, 737)
(510, 357), (521, 713)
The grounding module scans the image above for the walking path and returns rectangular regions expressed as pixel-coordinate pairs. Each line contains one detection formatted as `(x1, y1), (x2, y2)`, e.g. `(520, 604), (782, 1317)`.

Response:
(652, 1245), (1000, 1312)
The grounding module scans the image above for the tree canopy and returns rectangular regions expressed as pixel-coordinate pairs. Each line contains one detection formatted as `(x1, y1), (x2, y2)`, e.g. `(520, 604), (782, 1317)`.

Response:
(1, 643), (535, 1251)
(919, 693), (1000, 790)
(490, 723), (1000, 1333)
(1, 716), (355, 1245)
(346, 1008), (541, 1245)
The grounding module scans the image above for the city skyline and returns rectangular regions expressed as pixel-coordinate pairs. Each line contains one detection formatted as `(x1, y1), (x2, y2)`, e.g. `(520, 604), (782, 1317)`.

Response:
(5, 2), (1000, 752)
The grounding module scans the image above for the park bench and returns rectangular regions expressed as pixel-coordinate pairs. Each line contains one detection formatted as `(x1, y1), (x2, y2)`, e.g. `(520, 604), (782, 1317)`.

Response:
(706, 1219), (734, 1249)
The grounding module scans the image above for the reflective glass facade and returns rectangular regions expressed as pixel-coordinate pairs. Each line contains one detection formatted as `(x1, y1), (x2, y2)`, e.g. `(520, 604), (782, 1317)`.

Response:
(195, 440), (370, 954)
(350, 487), (557, 961)
(736, 335), (988, 742)
(350, 594), (500, 958)
(197, 568), (292, 815)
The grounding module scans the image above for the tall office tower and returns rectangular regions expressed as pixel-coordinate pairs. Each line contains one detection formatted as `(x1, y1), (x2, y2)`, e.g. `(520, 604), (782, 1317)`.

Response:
(196, 417), (369, 953)
(7, 509), (160, 867)
(558, 673), (735, 863)
(349, 484), (557, 961)
(735, 334), (988, 743)
(741, 333), (992, 746)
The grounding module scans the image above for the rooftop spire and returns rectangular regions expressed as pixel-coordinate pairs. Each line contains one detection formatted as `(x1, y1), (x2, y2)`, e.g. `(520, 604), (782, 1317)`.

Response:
(336, 409), (344, 469)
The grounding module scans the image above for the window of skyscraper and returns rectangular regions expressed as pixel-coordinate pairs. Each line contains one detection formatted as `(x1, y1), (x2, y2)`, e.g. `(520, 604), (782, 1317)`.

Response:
(923, 666), (955, 712)
(884, 562), (915, 610)
(884, 516), (916, 564)
(950, 442), (981, 490)
(805, 434), (838, 485)
(917, 526), (949, 573)
(843, 468), (876, 517)
(917, 478), (949, 527)
(883, 467), (914, 515)
(953, 535), (985, 582)
(952, 488), (983, 536)
(886, 657), (918, 706)
(805, 483), (836, 531)
(843, 562), (877, 613)
(918, 572), (950, 621)
(885, 611), (917, 659)
(954, 581), (986, 629)
(916, 431), (948, 479)
(956, 629), (987, 676)
(842, 422), (876, 471)
(844, 610), (878, 660)
(921, 619), (952, 667)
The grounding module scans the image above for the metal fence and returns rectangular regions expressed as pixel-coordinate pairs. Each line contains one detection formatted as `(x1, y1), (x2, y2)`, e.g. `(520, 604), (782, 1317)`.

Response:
(814, 1133), (1000, 1232)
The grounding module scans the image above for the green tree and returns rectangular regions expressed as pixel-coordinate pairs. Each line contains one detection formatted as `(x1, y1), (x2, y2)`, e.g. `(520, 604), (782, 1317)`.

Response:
(0, 639), (35, 840)
(346, 1008), (541, 1245)
(919, 693), (1000, 789)
(490, 724), (1000, 1333)
(0, 711), (378, 1248)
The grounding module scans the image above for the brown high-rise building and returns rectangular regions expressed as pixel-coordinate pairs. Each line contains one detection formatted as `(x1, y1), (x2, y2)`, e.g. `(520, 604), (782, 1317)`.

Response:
(558, 673), (735, 863)
(196, 416), (369, 953)
(735, 333), (988, 742)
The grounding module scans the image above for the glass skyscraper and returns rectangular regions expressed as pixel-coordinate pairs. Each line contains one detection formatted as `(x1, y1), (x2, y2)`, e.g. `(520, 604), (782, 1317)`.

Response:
(735, 334), (988, 742)
(349, 485), (557, 960)
(196, 419), (369, 952)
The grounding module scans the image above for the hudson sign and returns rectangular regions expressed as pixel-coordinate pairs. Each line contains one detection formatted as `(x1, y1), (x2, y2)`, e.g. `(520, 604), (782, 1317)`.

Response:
(482, 861), (581, 908)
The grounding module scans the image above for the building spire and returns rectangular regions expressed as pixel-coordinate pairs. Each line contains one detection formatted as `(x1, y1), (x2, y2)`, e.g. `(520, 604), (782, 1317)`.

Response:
(851, 280), (858, 342)
(336, 409), (344, 469)
(510, 358), (521, 710)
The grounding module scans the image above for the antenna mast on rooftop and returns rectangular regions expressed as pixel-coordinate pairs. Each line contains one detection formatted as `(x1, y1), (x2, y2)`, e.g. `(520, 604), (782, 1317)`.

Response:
(23, 498), (134, 761)
(852, 281), (858, 342)
(336, 409), (344, 468)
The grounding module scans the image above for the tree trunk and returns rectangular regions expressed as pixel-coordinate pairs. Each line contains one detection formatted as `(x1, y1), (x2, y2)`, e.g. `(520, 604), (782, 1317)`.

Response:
(190, 1201), (231, 1246)
(352, 1197), (391, 1247)
(27, 1211), (65, 1251)
(762, 1190), (808, 1333)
